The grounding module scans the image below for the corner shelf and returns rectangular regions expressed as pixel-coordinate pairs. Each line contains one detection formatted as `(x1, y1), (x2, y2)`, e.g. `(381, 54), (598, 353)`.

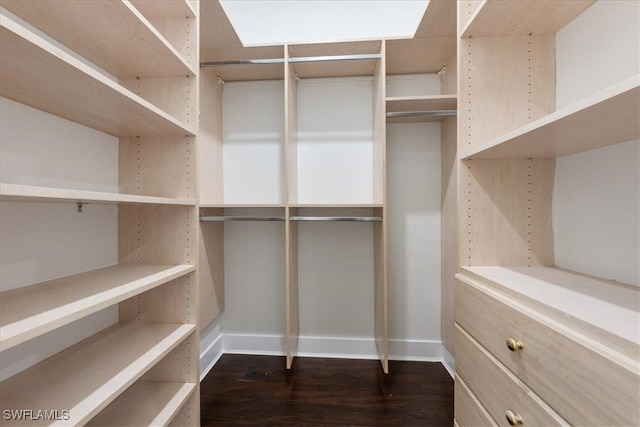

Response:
(2, 0), (196, 79)
(86, 381), (197, 427)
(0, 12), (196, 137)
(0, 264), (195, 351)
(461, 0), (595, 38)
(0, 322), (196, 426)
(0, 183), (195, 206)
(459, 266), (639, 362)
(386, 94), (457, 123)
(463, 75), (639, 159)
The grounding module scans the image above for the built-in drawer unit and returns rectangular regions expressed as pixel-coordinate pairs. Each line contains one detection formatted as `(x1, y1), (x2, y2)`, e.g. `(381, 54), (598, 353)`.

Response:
(455, 374), (498, 427)
(456, 324), (568, 427)
(455, 273), (639, 426)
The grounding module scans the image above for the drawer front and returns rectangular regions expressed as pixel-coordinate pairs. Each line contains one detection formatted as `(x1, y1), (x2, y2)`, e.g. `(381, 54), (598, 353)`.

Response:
(456, 324), (568, 427)
(456, 275), (640, 426)
(455, 375), (498, 427)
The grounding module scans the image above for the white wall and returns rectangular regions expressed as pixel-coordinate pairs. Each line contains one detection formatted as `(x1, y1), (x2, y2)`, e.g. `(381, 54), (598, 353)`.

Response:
(0, 97), (119, 379)
(297, 77), (374, 204)
(553, 0), (640, 286)
(222, 81), (285, 204)
(387, 122), (441, 340)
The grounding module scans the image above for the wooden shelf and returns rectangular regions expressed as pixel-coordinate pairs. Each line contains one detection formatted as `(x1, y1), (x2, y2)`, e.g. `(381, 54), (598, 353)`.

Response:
(459, 266), (639, 360)
(2, 1), (195, 79)
(200, 203), (286, 209)
(0, 13), (196, 138)
(463, 76), (640, 159)
(386, 37), (456, 75)
(386, 95), (457, 123)
(0, 264), (195, 351)
(290, 203), (383, 208)
(0, 183), (195, 206)
(130, 0), (196, 21)
(461, 0), (595, 38)
(86, 381), (197, 427)
(289, 40), (381, 79)
(0, 322), (195, 426)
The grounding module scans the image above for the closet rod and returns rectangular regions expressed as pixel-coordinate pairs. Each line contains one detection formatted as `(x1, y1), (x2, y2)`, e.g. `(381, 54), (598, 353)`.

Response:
(386, 110), (457, 118)
(200, 58), (284, 67)
(290, 216), (382, 222)
(288, 53), (381, 63)
(200, 216), (286, 222)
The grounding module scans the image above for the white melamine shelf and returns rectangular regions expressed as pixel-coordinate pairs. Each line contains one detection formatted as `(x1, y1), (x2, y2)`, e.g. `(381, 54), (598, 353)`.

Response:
(0, 183), (195, 206)
(0, 322), (196, 426)
(86, 381), (197, 427)
(463, 76), (640, 159)
(0, 13), (196, 138)
(2, 1), (195, 79)
(461, 0), (595, 38)
(460, 266), (639, 360)
(386, 95), (457, 123)
(0, 264), (195, 351)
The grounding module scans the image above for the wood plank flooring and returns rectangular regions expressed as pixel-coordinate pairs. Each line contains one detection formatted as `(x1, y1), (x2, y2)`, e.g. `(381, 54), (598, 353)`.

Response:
(201, 354), (454, 426)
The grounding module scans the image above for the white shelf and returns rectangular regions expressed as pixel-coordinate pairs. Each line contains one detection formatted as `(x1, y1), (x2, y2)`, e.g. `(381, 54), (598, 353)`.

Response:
(86, 381), (197, 427)
(463, 76), (640, 159)
(0, 183), (195, 206)
(2, 1), (195, 79)
(0, 12), (196, 138)
(386, 95), (457, 123)
(460, 266), (639, 360)
(0, 264), (195, 351)
(0, 322), (196, 426)
(461, 0), (595, 38)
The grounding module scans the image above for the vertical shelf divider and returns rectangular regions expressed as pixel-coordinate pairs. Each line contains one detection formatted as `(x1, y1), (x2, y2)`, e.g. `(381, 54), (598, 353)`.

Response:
(373, 40), (389, 373)
(284, 46), (300, 368)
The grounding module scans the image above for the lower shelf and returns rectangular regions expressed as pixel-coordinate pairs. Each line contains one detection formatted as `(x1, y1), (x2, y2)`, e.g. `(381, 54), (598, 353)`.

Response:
(86, 381), (197, 427)
(0, 322), (195, 426)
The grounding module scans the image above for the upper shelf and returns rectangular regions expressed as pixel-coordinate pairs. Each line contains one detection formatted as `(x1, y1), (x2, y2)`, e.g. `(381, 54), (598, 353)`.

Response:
(1, 0), (196, 79)
(461, 0), (595, 38)
(0, 322), (195, 426)
(288, 41), (382, 79)
(463, 75), (640, 159)
(130, 0), (196, 21)
(0, 13), (196, 138)
(459, 266), (639, 363)
(386, 95), (457, 123)
(201, 45), (285, 82)
(0, 183), (195, 206)
(0, 264), (195, 351)
(386, 37), (456, 75)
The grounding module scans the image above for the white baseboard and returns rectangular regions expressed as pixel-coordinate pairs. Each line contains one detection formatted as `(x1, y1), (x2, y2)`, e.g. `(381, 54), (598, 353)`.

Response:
(200, 332), (455, 379)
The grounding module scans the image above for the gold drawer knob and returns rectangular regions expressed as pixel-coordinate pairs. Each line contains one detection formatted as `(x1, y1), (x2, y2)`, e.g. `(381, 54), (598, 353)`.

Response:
(505, 410), (524, 425)
(506, 337), (524, 352)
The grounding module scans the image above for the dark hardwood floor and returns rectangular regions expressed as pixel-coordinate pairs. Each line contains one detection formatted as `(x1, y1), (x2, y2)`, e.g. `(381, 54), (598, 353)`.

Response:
(201, 354), (454, 426)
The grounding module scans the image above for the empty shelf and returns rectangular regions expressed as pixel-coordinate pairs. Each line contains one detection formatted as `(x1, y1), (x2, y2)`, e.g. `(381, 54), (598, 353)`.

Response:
(0, 264), (195, 351)
(463, 75), (640, 159)
(2, 1), (195, 79)
(290, 216), (382, 222)
(386, 95), (457, 123)
(0, 12), (196, 137)
(461, 0), (595, 38)
(86, 381), (197, 427)
(200, 216), (285, 222)
(0, 322), (195, 426)
(130, 0), (196, 21)
(0, 183), (195, 206)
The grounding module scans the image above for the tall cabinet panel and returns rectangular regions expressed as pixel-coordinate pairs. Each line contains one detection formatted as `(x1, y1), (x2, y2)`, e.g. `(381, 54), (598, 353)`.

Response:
(0, 1), (200, 424)
(454, 1), (639, 426)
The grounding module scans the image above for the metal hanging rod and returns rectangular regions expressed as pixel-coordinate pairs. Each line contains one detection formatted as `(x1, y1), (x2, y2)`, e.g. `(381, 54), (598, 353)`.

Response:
(200, 216), (285, 222)
(386, 110), (458, 118)
(200, 58), (285, 67)
(290, 216), (382, 222)
(288, 53), (381, 63)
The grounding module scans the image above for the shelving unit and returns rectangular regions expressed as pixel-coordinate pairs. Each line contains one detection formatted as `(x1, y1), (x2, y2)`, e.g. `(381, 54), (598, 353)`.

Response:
(0, 264), (195, 351)
(0, 322), (195, 426)
(454, 1), (639, 425)
(0, 0), (199, 424)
